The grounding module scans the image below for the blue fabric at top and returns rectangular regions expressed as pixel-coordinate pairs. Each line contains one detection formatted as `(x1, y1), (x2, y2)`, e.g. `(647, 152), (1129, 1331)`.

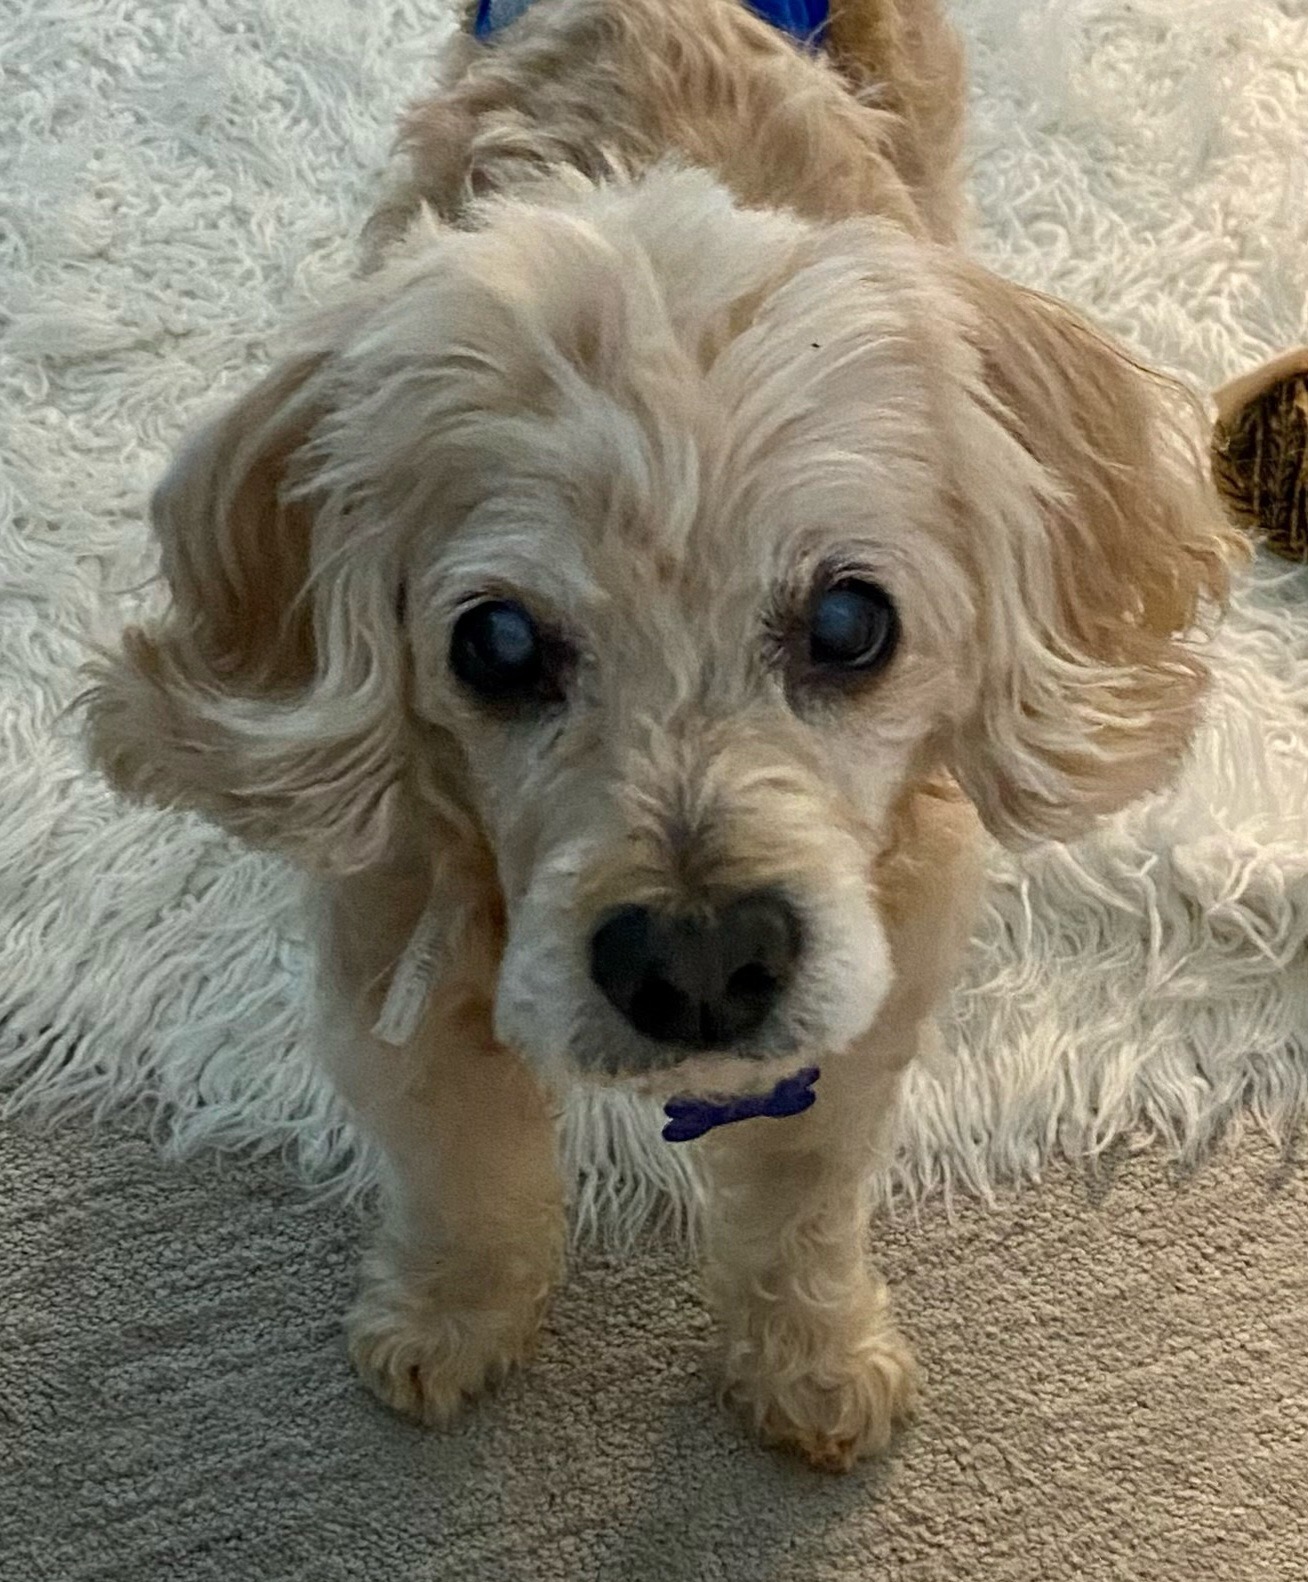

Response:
(472, 0), (534, 36)
(743, 0), (829, 43)
(473, 0), (829, 47)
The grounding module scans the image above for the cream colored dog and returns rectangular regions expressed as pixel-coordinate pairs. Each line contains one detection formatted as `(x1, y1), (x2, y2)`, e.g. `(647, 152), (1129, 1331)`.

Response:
(88, 0), (1241, 1470)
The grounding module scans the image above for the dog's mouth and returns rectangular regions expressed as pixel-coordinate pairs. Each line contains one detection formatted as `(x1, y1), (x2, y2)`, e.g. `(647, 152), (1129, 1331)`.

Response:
(577, 1043), (811, 1103)
(559, 1048), (824, 1145)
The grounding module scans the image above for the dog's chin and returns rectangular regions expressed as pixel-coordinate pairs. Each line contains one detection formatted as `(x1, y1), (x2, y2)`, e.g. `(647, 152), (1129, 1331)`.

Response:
(613, 1048), (816, 1103)
(494, 1007), (803, 1098)
(497, 994), (878, 1105)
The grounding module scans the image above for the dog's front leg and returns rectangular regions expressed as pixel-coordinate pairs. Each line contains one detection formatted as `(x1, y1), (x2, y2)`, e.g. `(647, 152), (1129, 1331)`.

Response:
(699, 1035), (917, 1472)
(339, 1003), (566, 1427)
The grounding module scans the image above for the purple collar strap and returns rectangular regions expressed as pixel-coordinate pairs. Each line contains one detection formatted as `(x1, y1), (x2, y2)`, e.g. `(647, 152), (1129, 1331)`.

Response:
(662, 1065), (820, 1143)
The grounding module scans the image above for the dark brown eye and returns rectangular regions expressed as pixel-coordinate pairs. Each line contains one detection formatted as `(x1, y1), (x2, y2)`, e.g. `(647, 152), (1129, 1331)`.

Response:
(808, 579), (899, 673)
(451, 599), (550, 703)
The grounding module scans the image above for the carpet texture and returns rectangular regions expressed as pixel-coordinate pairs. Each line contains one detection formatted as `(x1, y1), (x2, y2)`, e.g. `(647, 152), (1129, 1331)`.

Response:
(2, 0), (1308, 1238)
(3, 1115), (1306, 1581)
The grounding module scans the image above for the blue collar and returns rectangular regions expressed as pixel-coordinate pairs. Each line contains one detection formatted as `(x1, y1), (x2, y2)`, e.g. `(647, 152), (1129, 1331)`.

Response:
(473, 0), (829, 47)
(662, 1065), (820, 1142)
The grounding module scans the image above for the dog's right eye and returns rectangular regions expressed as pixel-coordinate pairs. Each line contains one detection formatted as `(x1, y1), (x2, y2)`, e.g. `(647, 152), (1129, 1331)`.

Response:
(807, 579), (899, 675)
(450, 599), (555, 705)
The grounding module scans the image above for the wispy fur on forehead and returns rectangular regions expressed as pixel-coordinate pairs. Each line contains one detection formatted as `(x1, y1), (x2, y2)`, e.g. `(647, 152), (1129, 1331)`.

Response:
(320, 169), (960, 583)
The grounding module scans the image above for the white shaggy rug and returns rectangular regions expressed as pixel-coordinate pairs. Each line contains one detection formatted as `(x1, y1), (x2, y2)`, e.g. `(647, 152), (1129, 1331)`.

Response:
(1, 0), (1306, 1241)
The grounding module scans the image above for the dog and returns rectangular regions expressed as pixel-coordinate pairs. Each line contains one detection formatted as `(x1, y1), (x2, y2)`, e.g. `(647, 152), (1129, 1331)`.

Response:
(87, 0), (1243, 1470)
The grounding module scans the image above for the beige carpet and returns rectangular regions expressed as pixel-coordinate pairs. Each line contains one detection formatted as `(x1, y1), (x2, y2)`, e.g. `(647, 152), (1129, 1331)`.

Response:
(4, 1117), (1305, 1581)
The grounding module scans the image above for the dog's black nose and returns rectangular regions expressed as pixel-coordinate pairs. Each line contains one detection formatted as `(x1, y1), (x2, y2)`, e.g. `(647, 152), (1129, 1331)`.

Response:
(588, 892), (802, 1051)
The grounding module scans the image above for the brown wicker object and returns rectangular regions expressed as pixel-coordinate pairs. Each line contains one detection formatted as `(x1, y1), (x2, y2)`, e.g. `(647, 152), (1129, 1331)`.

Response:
(1212, 346), (1308, 563)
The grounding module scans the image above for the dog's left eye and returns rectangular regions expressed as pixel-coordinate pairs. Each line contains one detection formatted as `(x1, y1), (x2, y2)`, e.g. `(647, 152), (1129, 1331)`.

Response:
(808, 579), (899, 672)
(451, 599), (553, 703)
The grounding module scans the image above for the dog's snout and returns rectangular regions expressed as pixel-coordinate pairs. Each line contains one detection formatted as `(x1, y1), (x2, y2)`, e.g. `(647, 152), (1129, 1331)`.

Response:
(588, 892), (802, 1051)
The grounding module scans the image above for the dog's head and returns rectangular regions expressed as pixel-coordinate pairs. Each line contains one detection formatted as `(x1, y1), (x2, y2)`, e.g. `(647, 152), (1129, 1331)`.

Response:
(89, 169), (1239, 1087)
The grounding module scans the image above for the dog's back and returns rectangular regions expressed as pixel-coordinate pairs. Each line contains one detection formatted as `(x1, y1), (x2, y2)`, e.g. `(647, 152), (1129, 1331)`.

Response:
(367, 0), (966, 264)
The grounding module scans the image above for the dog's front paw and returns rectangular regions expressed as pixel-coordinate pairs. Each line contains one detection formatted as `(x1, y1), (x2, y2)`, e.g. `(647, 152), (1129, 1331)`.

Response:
(347, 1250), (555, 1427)
(721, 1300), (919, 1472)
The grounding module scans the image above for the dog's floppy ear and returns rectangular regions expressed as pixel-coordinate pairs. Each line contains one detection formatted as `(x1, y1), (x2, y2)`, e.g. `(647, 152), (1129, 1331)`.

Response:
(943, 265), (1245, 846)
(87, 352), (407, 872)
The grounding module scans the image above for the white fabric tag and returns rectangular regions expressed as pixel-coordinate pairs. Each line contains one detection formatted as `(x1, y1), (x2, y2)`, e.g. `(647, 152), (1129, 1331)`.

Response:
(371, 897), (447, 1047)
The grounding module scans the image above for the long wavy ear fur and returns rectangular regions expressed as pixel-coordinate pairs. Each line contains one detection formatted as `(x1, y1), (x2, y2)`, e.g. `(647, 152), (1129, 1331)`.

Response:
(86, 354), (407, 873)
(943, 265), (1246, 846)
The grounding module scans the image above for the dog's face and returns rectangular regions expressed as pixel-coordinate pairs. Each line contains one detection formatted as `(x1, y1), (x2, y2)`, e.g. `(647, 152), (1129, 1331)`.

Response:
(398, 179), (979, 1081)
(88, 170), (1236, 1087)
